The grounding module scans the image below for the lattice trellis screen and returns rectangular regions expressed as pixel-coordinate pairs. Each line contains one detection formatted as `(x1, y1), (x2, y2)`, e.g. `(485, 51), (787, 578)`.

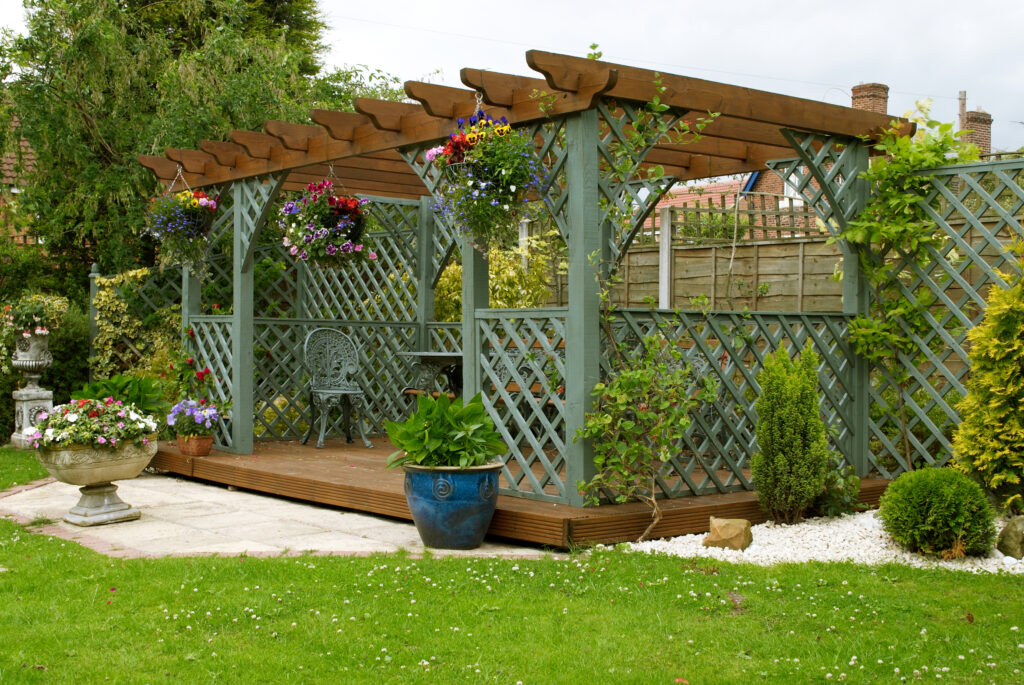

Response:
(187, 316), (234, 447)
(606, 309), (856, 497)
(252, 319), (417, 440)
(865, 158), (1024, 476)
(475, 309), (568, 502)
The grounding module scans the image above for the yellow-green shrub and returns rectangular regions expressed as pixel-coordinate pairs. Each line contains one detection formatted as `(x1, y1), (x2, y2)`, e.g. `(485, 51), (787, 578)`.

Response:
(953, 258), (1024, 514)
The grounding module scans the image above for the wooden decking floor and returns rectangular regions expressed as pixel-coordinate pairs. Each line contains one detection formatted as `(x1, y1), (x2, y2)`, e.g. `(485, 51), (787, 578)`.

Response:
(150, 439), (889, 549)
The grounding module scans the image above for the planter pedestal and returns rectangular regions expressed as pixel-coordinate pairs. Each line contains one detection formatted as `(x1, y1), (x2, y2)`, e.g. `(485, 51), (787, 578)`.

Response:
(10, 386), (52, 449)
(36, 437), (157, 526)
(65, 483), (140, 526)
(9, 333), (53, 448)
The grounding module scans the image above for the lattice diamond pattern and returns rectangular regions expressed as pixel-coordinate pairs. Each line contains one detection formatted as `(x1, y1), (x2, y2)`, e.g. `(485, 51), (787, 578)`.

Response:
(606, 310), (855, 497)
(477, 311), (568, 501)
(188, 317), (234, 447)
(252, 320), (418, 440)
(427, 323), (461, 352)
(766, 131), (867, 235)
(865, 159), (1024, 476)
(596, 100), (683, 265)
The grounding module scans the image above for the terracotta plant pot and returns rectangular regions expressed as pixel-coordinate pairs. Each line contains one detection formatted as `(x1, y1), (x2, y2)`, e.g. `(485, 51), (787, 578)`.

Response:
(177, 435), (214, 456)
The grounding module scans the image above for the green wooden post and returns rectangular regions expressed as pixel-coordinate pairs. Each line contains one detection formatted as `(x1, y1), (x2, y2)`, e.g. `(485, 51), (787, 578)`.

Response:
(842, 141), (872, 477)
(88, 263), (100, 382)
(461, 239), (488, 396)
(564, 110), (603, 507)
(230, 181), (255, 454)
(181, 266), (201, 336)
(417, 195), (435, 351)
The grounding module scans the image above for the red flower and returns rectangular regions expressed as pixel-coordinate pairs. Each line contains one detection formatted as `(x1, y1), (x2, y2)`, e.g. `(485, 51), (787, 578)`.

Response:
(187, 328), (195, 339)
(186, 357), (194, 366)
(203, 367), (211, 375)
(196, 371), (205, 380)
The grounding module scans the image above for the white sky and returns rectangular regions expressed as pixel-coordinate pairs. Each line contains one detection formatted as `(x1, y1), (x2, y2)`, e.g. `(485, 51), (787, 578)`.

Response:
(2, 0), (1022, 150)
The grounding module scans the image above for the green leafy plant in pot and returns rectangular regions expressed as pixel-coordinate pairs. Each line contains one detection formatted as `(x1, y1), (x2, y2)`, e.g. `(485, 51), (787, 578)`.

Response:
(385, 393), (507, 549)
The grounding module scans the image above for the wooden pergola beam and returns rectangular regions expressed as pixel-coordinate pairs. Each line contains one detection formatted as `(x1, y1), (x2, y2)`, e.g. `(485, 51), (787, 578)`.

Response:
(526, 50), (912, 138)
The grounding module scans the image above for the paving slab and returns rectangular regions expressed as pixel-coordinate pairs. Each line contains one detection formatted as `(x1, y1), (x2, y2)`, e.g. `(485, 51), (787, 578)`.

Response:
(0, 473), (553, 560)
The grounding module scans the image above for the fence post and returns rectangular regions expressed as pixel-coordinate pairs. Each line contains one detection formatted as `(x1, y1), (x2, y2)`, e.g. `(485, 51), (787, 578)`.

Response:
(88, 263), (100, 382)
(658, 206), (673, 309)
(181, 266), (200, 338)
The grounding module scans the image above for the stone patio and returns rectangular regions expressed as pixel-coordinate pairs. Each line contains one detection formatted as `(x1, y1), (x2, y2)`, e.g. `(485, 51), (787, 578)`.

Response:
(0, 473), (553, 560)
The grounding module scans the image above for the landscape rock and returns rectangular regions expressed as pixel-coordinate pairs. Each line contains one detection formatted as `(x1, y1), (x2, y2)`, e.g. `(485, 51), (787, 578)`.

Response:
(997, 516), (1024, 559)
(702, 516), (752, 551)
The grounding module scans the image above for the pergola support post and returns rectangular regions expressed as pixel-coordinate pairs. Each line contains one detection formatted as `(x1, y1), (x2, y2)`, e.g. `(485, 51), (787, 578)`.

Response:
(564, 109), (603, 507)
(461, 240), (488, 397)
(181, 267), (201, 336)
(841, 143), (872, 478)
(416, 196), (436, 350)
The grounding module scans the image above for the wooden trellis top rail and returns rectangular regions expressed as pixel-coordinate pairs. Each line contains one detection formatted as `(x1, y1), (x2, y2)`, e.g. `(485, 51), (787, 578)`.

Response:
(139, 50), (911, 196)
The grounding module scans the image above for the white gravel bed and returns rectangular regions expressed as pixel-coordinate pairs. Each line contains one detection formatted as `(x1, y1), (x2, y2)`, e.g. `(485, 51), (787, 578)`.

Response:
(630, 511), (1024, 574)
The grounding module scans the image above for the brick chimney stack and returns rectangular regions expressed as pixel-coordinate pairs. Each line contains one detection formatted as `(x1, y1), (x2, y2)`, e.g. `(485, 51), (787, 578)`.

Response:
(962, 110), (992, 155)
(851, 83), (889, 115)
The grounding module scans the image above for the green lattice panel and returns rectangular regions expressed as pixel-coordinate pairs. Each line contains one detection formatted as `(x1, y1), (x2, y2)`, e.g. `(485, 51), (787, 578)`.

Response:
(765, 131), (868, 235)
(476, 309), (568, 502)
(252, 319), (419, 440)
(188, 316), (234, 448)
(253, 242), (298, 318)
(865, 158), (1024, 476)
(606, 309), (856, 497)
(426, 323), (461, 353)
(294, 200), (419, 322)
(595, 100), (683, 265)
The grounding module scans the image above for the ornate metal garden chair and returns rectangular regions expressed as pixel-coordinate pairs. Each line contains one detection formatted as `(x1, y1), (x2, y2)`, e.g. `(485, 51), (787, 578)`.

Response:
(301, 328), (373, 449)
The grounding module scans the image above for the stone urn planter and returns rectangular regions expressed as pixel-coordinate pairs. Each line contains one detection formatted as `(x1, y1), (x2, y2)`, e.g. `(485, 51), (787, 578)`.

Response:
(402, 463), (501, 549)
(10, 332), (54, 449)
(36, 436), (157, 526)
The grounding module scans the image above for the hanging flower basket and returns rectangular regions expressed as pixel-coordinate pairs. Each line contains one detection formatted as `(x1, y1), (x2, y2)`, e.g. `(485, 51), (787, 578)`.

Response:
(278, 179), (378, 268)
(429, 110), (541, 252)
(146, 188), (219, 274)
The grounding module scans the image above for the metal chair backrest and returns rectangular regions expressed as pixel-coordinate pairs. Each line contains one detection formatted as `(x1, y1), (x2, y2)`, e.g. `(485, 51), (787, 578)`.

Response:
(303, 328), (361, 393)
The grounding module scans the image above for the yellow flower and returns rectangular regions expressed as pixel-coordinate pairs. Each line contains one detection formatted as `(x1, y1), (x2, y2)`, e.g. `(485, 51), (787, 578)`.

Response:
(190, 199), (199, 207)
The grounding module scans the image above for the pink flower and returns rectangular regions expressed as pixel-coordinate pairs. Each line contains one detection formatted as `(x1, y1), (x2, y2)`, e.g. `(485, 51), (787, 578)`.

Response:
(97, 436), (107, 444)
(354, 244), (363, 253)
(369, 252), (377, 260)
(289, 245), (299, 256)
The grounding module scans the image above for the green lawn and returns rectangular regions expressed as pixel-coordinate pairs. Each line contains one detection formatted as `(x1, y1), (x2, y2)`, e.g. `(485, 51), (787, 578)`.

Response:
(1, 447), (1022, 683)
(0, 445), (49, 491)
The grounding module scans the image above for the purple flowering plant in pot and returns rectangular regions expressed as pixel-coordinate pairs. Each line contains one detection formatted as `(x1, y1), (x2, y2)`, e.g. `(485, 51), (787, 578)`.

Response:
(166, 399), (223, 456)
(279, 179), (378, 267)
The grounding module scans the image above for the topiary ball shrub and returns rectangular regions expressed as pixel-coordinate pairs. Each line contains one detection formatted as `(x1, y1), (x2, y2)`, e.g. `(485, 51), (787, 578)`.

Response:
(878, 467), (996, 559)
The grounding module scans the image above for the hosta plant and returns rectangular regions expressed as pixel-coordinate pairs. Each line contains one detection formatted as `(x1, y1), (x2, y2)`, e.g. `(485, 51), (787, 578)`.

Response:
(385, 393), (507, 469)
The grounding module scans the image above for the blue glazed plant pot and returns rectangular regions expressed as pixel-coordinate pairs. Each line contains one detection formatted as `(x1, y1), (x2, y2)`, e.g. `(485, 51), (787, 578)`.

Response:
(403, 462), (502, 549)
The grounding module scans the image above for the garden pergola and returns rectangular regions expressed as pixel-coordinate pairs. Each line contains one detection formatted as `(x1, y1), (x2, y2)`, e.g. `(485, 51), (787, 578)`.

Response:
(139, 50), (908, 507)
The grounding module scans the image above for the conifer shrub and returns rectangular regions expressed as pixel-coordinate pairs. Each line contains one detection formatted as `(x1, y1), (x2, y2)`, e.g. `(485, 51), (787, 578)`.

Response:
(878, 467), (996, 558)
(750, 344), (830, 524)
(952, 259), (1024, 514)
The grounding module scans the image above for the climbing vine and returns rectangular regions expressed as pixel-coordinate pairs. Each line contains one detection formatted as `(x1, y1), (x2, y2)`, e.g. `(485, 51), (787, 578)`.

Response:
(837, 114), (977, 471)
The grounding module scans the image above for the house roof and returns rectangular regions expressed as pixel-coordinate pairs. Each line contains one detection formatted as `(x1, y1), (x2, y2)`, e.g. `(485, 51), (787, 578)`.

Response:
(1, 137), (34, 187)
(139, 50), (911, 196)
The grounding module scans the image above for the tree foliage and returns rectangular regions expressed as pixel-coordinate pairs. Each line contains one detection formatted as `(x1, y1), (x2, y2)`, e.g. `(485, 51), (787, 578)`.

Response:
(0, 0), (402, 294)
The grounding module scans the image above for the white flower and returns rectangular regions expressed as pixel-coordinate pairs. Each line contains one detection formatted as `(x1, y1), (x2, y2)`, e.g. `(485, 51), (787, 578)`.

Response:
(66, 413), (79, 423)
(128, 411), (141, 422)
(509, 185), (516, 192)
(44, 428), (54, 439)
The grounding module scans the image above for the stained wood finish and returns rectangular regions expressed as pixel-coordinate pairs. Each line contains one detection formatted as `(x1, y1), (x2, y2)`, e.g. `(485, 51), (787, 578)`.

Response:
(149, 439), (889, 548)
(139, 49), (911, 192)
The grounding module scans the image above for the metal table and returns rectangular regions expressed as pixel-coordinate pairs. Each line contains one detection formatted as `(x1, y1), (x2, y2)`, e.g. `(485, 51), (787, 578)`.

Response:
(398, 351), (463, 397)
